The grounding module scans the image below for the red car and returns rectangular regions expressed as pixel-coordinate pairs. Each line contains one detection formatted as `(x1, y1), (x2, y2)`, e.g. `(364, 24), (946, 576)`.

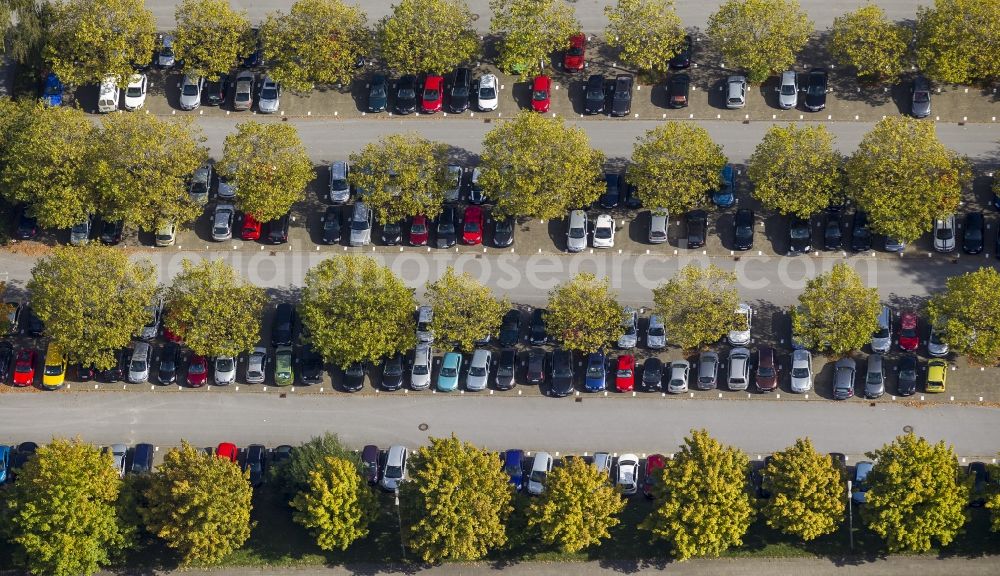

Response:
(410, 215), (429, 246)
(531, 75), (551, 112)
(12, 348), (35, 386)
(642, 453), (667, 498)
(216, 442), (238, 462)
(241, 213), (261, 241)
(563, 33), (586, 71)
(187, 354), (208, 387)
(899, 311), (919, 351)
(462, 206), (484, 245)
(421, 75), (444, 113)
(615, 354), (635, 392)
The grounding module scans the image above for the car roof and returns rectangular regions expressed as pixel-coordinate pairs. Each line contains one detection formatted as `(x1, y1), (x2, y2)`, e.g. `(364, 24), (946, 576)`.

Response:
(387, 445), (406, 462)
(471, 349), (490, 363)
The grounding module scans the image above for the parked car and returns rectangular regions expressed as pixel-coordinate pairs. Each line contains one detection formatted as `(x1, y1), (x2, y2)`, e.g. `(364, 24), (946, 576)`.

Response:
(926, 358), (947, 392)
(131, 443), (154, 474)
(187, 354), (208, 387)
(599, 172), (622, 208)
(448, 67), (472, 113)
(40, 343), (66, 389)
(320, 206), (342, 245)
(898, 311), (919, 351)
(865, 353), (885, 398)
(381, 219), (402, 246)
(243, 214), (263, 242)
(851, 210), (872, 252)
(494, 216), (515, 247)
(726, 75), (747, 108)
(156, 34), (176, 67)
(246, 347), (268, 384)
(669, 35), (693, 68)
(128, 342), (152, 383)
(646, 314), (666, 350)
(15, 208), (38, 239)
(437, 352), (462, 392)
(803, 68), (828, 112)
(615, 354), (635, 392)
(421, 74), (444, 113)
(211, 204), (235, 241)
(776, 70), (798, 109)
(618, 307), (638, 349)
(123, 73), (148, 110)
(466, 349), (492, 392)
(328, 160), (351, 204)
(69, 216), (92, 246)
(563, 33), (586, 71)
(531, 75), (551, 113)
(366, 73), (388, 112)
(108, 444), (127, 478)
(503, 449), (525, 490)
(928, 323), (949, 357)
(361, 445), (380, 484)
(550, 348), (574, 397)
(462, 205), (484, 245)
(349, 202), (373, 247)
(610, 74), (633, 116)
(411, 343), (431, 390)
(203, 74), (228, 106)
(529, 309), (548, 345)
(343, 362), (365, 392)
(642, 454), (667, 498)
(178, 75), (203, 111)
(380, 445), (408, 491)
(157, 342), (180, 384)
(495, 348), (516, 391)
(933, 214), (955, 252)
(436, 205), (457, 248)
(788, 349), (812, 393)
(683, 209), (707, 248)
(274, 346), (294, 386)
(648, 210), (669, 244)
(833, 357), (856, 400)
(258, 76), (280, 113)
(155, 222), (177, 247)
(477, 74), (499, 111)
(299, 345), (324, 385)
(566, 210), (588, 253)
(852, 461), (873, 504)
(526, 349), (546, 384)
(668, 73), (690, 108)
(824, 212), (842, 250)
(584, 74), (606, 115)
(231, 70), (255, 111)
(733, 208), (755, 250)
(911, 75), (931, 119)
(617, 454), (639, 495)
(394, 75), (418, 114)
(696, 352), (719, 390)
(41, 72), (63, 106)
(527, 452), (553, 495)
(968, 462), (990, 507)
(0, 342), (12, 382)
(897, 353), (918, 396)
(713, 164), (736, 207)
(245, 444), (266, 486)
(584, 351), (606, 392)
(409, 215), (429, 246)
(498, 309), (521, 348)
(755, 347), (779, 392)
(212, 355), (235, 386)
(592, 214), (616, 248)
(884, 236), (905, 253)
(666, 360), (689, 394)
(727, 347), (751, 391)
(728, 303), (753, 346)
(788, 215), (812, 254)
(963, 212), (984, 254)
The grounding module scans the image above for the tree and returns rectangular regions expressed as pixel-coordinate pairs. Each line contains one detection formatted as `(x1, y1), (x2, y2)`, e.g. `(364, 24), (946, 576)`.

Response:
(291, 456), (377, 551)
(377, 0), (479, 74)
(4, 0), (55, 72)
(628, 123), (727, 215)
(707, 0), (812, 84)
(747, 124), (844, 218)
(217, 121), (314, 222)
(45, 0), (156, 85)
(604, 0), (686, 76)
(928, 267), (1000, 365)
(479, 111), (605, 220)
(642, 429), (753, 560)
(262, 0), (371, 92)
(401, 435), (512, 562)
(916, 0), (1000, 85)
(424, 268), (506, 353)
(26, 247), (157, 369)
(527, 455), (626, 553)
(0, 105), (95, 230)
(348, 133), (450, 222)
(987, 460), (1000, 531)
(829, 3), (909, 82)
(141, 441), (253, 565)
(761, 438), (844, 540)
(862, 433), (970, 552)
(271, 432), (363, 497)
(652, 264), (739, 350)
(545, 273), (623, 352)
(163, 259), (266, 358)
(792, 263), (880, 355)
(6, 438), (130, 576)
(490, 0), (579, 75)
(174, 0), (253, 80)
(90, 113), (208, 231)
(299, 256), (416, 368)
(845, 117), (971, 244)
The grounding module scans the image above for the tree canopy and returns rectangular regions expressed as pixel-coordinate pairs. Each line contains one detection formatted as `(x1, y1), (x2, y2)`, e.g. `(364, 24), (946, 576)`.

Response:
(348, 133), (450, 222)
(628, 122), (727, 214)
(747, 124), (843, 218)
(271, 433), (363, 497)
(792, 263), (880, 355)
(652, 264), (739, 350)
(761, 438), (844, 540)
(545, 273), (624, 352)
(291, 456), (377, 551)
(928, 267), (1000, 365)
(174, 0), (253, 80)
(707, 0), (813, 84)
(425, 268), (506, 353)
(916, 0), (1000, 85)
(604, 0), (686, 76)
(377, 0), (479, 74)
(829, 4), (910, 82)
(490, 0), (579, 75)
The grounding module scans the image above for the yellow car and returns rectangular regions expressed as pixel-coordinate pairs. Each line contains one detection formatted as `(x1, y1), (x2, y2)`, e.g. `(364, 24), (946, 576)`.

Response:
(926, 359), (947, 393)
(42, 343), (67, 390)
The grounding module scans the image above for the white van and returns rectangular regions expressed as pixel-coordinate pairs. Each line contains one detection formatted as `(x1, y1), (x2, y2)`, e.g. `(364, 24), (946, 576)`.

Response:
(97, 76), (119, 113)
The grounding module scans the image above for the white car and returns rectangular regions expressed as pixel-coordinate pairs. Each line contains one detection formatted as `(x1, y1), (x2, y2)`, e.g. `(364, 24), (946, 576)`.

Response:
(727, 303), (753, 346)
(217, 179), (236, 200)
(667, 360), (689, 394)
(592, 214), (616, 248)
(617, 453), (639, 495)
(211, 204), (235, 241)
(123, 73), (147, 110)
(258, 76), (280, 113)
(214, 355), (236, 385)
(444, 164), (462, 202)
(776, 70), (797, 109)
(380, 445), (408, 491)
(109, 443), (127, 478)
(97, 76), (119, 113)
(128, 342), (152, 383)
(617, 307), (638, 349)
(246, 346), (268, 384)
(179, 75), (203, 111)
(527, 451), (553, 495)
(155, 221), (176, 247)
(789, 349), (812, 393)
(933, 214), (955, 252)
(477, 73), (498, 111)
(647, 314), (666, 349)
(466, 349), (491, 391)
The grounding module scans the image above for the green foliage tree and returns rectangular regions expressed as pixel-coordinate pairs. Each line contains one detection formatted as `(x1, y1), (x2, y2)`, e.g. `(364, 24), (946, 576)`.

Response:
(163, 259), (266, 358)
(4, 0), (54, 72)
(916, 0), (1000, 85)
(862, 433), (970, 552)
(291, 456), (377, 551)
(300, 256), (416, 368)
(652, 264), (739, 350)
(527, 455), (625, 552)
(26, 247), (157, 369)
(262, 0), (370, 92)
(490, 0), (579, 75)
(174, 0), (253, 80)
(642, 429), (753, 560)
(747, 124), (844, 218)
(90, 113), (208, 231)
(845, 117), (971, 244)
(480, 111), (605, 220)
(792, 263), (880, 355)
(218, 121), (314, 222)
(761, 438), (844, 540)
(628, 122), (726, 215)
(987, 459), (1000, 531)
(425, 268), (506, 353)
(271, 432), (363, 497)
(141, 441), (253, 565)
(829, 3), (909, 82)
(6, 438), (130, 576)
(45, 0), (156, 85)
(377, 0), (479, 74)
(349, 133), (450, 222)
(545, 273), (623, 352)
(928, 267), (1000, 364)
(604, 0), (686, 76)
(707, 0), (813, 84)
(401, 435), (512, 562)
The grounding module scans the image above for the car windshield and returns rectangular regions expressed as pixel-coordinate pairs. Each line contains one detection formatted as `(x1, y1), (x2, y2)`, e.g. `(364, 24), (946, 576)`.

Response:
(867, 372), (882, 384)
(504, 461), (520, 476)
(411, 222), (426, 234)
(398, 87), (415, 99)
(781, 84), (796, 95)
(126, 86), (142, 97)
(463, 221), (480, 233)
(595, 226), (612, 239)
(554, 364), (572, 378)
(900, 369), (915, 380)
(479, 86), (495, 99)
(587, 363), (604, 378)
(532, 90), (548, 101)
(737, 223), (751, 235)
(440, 366), (457, 378)
(469, 365), (486, 377)
(323, 219), (338, 231)
(913, 91), (929, 103)
(452, 85), (468, 97)
(966, 226), (982, 240)
(530, 470), (546, 483)
(757, 366), (775, 378)
(261, 86), (278, 99)
(901, 326), (917, 338)
(438, 222), (454, 234)
(235, 84), (250, 101)
(791, 226), (809, 239)
(189, 362), (206, 374)
(569, 46), (584, 56)
(423, 88), (439, 100)
(160, 359), (175, 371)
(370, 84), (386, 97)
(497, 364), (513, 377)
(130, 360), (146, 372)
(412, 362), (428, 375)
(16, 361), (31, 372)
(617, 368), (632, 377)
(792, 366), (809, 378)
(385, 362), (402, 376)
(43, 363), (62, 376)
(568, 226), (585, 239)
(352, 218), (369, 231)
(936, 226), (953, 240)
(182, 83), (198, 96)
(648, 325), (664, 336)
(588, 88), (603, 99)
(385, 465), (402, 479)
(217, 358), (234, 372)
(615, 89), (629, 99)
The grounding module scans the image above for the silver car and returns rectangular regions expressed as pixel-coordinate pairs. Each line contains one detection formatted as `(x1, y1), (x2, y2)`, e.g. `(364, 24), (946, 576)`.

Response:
(647, 314), (666, 349)
(246, 346), (268, 384)
(139, 297), (163, 340)
(349, 202), (373, 246)
(911, 75), (931, 119)
(728, 303), (753, 345)
(527, 452), (553, 495)
(411, 343), (431, 390)
(155, 221), (176, 247)
(566, 210), (588, 253)
(214, 355), (236, 386)
(864, 353), (885, 399)
(380, 445), (408, 491)
(156, 34), (175, 68)
(933, 215), (955, 252)
(233, 70), (254, 111)
(776, 70), (797, 109)
(189, 164), (212, 205)
(927, 323), (949, 357)
(667, 360), (689, 394)
(648, 210), (668, 244)
(727, 347), (750, 391)
(258, 76), (280, 113)
(329, 161), (350, 203)
(178, 75), (203, 111)
(696, 351), (719, 390)
(110, 443), (127, 478)
(789, 349), (812, 393)
(444, 164), (462, 202)
(466, 349), (491, 391)
(616, 453), (639, 495)
(212, 204), (235, 241)
(833, 357), (856, 400)
(128, 342), (152, 383)
(593, 452), (613, 479)
(617, 307), (638, 349)
(870, 305), (892, 353)
(726, 75), (747, 109)
(70, 217), (91, 246)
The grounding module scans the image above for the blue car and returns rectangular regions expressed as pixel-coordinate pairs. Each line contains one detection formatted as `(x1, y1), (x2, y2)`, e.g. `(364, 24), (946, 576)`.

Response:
(584, 351), (606, 391)
(0, 445), (10, 484)
(502, 449), (524, 490)
(712, 164), (735, 207)
(42, 73), (63, 106)
(437, 352), (462, 391)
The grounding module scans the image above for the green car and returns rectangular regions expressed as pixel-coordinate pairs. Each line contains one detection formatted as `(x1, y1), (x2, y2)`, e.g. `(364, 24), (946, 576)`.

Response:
(436, 352), (462, 392)
(274, 346), (294, 386)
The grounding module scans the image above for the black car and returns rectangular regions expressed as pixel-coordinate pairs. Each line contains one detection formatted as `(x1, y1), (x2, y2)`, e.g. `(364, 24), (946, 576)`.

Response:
(342, 361), (365, 392)
(436, 205), (457, 248)
(850, 210), (872, 252)
(584, 74), (606, 115)
(382, 220), (402, 246)
(963, 212), (984, 254)
(610, 74), (633, 117)
(897, 353), (917, 397)
(245, 444), (265, 487)
(824, 212), (842, 250)
(733, 208), (754, 250)
(368, 73), (388, 113)
(382, 353), (404, 391)
(11, 442), (39, 478)
(16, 208), (37, 239)
(395, 75), (417, 115)
(99, 219), (124, 245)
(499, 309), (521, 347)
(203, 74), (228, 106)
(528, 308), (548, 345)
(804, 68), (827, 112)
(599, 172), (622, 208)
(669, 35), (693, 69)
(266, 213), (290, 244)
(686, 210), (707, 248)
(76, 363), (96, 382)
(321, 206), (342, 244)
(23, 305), (44, 337)
(623, 183), (642, 209)
(100, 348), (130, 382)
(496, 348), (516, 391)
(494, 216), (514, 247)
(271, 444), (293, 466)
(526, 349), (546, 384)
(448, 67), (472, 113)
(271, 303), (297, 347)
(788, 215), (812, 254)
(157, 342), (180, 384)
(0, 341), (13, 381)
(754, 456), (774, 498)
(550, 349), (575, 397)
(668, 73), (690, 108)
(299, 345), (324, 385)
(641, 357), (662, 392)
